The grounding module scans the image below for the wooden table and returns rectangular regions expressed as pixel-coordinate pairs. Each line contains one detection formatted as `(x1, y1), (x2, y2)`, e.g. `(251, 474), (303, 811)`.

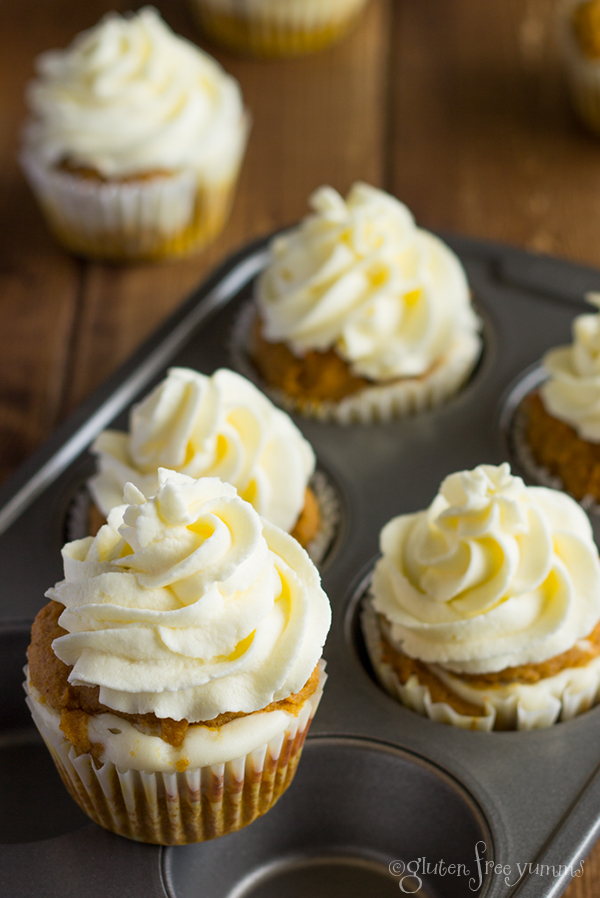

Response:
(1, 0), (600, 894)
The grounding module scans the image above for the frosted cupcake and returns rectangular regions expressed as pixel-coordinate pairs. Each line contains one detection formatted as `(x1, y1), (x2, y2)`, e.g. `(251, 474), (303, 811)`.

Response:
(190, 0), (369, 59)
(362, 463), (600, 731)
(87, 368), (328, 555)
(560, 0), (600, 135)
(26, 470), (331, 844)
(248, 183), (482, 423)
(21, 8), (249, 261)
(524, 293), (600, 503)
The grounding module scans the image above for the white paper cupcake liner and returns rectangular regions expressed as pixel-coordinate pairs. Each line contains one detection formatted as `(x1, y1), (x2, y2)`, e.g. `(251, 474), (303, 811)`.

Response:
(361, 599), (600, 731)
(190, 0), (368, 57)
(508, 389), (600, 515)
(25, 661), (326, 844)
(20, 119), (248, 261)
(559, 0), (600, 135)
(303, 469), (341, 565)
(230, 302), (482, 424)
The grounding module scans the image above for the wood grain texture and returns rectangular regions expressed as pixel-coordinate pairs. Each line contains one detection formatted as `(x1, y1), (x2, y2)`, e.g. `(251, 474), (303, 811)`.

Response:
(390, 0), (600, 267)
(1, 0), (600, 892)
(62, 0), (391, 412)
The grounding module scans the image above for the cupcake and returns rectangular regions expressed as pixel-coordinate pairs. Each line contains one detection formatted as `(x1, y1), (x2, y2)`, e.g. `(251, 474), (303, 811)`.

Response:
(560, 0), (600, 135)
(524, 293), (600, 503)
(190, 0), (369, 59)
(20, 7), (249, 262)
(362, 463), (600, 731)
(87, 368), (328, 555)
(247, 183), (482, 424)
(26, 470), (331, 844)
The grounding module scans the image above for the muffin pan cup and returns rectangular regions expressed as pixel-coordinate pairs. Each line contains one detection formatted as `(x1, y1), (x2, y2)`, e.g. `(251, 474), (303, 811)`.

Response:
(3, 234), (600, 897)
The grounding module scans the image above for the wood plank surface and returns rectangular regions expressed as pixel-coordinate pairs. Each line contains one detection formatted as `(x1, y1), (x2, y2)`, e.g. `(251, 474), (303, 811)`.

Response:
(1, 0), (600, 893)
(390, 0), (600, 265)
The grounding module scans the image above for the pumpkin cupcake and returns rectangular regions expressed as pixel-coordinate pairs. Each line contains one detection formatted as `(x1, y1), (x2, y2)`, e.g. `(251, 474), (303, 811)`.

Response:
(21, 8), (249, 261)
(85, 368), (336, 560)
(26, 470), (331, 844)
(190, 0), (370, 59)
(362, 463), (600, 730)
(524, 292), (600, 503)
(247, 183), (482, 423)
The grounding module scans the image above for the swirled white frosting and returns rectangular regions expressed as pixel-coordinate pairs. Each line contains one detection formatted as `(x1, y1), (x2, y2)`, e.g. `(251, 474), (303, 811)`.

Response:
(540, 293), (600, 442)
(25, 7), (246, 180)
(371, 463), (600, 674)
(256, 183), (481, 382)
(89, 368), (315, 533)
(47, 470), (331, 721)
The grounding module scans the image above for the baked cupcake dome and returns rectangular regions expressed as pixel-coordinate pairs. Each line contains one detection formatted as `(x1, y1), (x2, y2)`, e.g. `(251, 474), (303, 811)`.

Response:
(21, 7), (249, 261)
(26, 470), (331, 844)
(190, 0), (370, 59)
(251, 183), (482, 423)
(525, 293), (600, 502)
(362, 463), (600, 730)
(88, 367), (320, 548)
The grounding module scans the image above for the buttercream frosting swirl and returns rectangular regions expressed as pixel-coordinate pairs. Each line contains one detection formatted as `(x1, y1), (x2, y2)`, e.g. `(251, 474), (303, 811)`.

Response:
(371, 463), (600, 674)
(48, 470), (331, 721)
(25, 7), (246, 179)
(89, 368), (315, 533)
(540, 292), (600, 441)
(256, 182), (481, 381)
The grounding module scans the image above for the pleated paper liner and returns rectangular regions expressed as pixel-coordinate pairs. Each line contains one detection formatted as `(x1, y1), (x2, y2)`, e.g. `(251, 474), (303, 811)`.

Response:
(190, 0), (369, 58)
(360, 588), (600, 731)
(230, 301), (483, 425)
(24, 662), (326, 845)
(20, 119), (248, 262)
(503, 363), (600, 516)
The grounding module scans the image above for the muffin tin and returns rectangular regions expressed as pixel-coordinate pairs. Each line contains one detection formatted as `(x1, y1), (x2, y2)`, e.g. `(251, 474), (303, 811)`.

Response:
(2, 233), (600, 898)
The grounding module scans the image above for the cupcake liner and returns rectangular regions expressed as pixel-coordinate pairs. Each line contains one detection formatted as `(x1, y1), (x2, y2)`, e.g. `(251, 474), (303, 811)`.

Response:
(303, 469), (341, 565)
(20, 118), (248, 262)
(507, 380), (600, 515)
(560, 0), (600, 135)
(190, 0), (368, 58)
(230, 302), (483, 424)
(361, 599), (600, 731)
(66, 468), (340, 567)
(24, 661), (326, 844)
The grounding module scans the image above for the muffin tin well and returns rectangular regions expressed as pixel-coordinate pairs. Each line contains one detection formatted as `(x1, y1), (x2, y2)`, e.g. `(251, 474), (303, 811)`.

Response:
(502, 363), (600, 533)
(163, 738), (491, 898)
(3, 234), (600, 897)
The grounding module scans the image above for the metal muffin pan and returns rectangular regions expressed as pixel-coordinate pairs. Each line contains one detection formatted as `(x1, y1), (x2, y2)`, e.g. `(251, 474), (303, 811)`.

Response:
(2, 233), (600, 898)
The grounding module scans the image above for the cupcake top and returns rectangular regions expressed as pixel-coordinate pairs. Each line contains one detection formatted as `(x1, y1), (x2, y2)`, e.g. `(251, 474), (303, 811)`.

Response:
(540, 293), (600, 441)
(371, 463), (600, 675)
(255, 182), (481, 382)
(89, 367), (315, 533)
(25, 7), (245, 179)
(47, 469), (331, 722)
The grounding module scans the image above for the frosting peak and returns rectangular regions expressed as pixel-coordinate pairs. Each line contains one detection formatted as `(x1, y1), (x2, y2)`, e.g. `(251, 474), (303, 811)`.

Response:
(25, 7), (246, 179)
(89, 367), (315, 533)
(541, 293), (600, 441)
(256, 182), (481, 381)
(48, 470), (331, 721)
(372, 463), (600, 673)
